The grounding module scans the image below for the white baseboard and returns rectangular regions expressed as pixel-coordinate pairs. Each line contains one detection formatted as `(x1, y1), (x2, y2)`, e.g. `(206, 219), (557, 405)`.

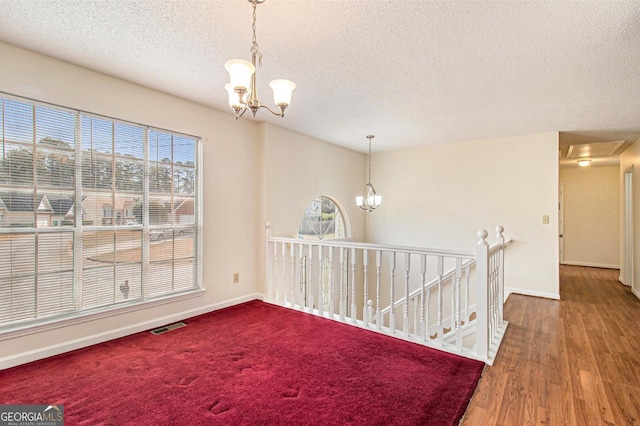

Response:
(505, 287), (560, 300)
(561, 261), (620, 270)
(633, 287), (640, 300)
(0, 293), (263, 371)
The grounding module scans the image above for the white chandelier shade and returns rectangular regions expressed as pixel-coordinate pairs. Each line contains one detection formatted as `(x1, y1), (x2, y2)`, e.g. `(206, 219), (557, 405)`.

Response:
(269, 79), (297, 107)
(225, 60), (255, 93)
(225, 83), (250, 110)
(356, 184), (382, 212)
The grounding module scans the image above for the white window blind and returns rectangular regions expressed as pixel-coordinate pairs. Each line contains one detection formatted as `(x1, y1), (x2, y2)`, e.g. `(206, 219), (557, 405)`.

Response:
(0, 94), (200, 329)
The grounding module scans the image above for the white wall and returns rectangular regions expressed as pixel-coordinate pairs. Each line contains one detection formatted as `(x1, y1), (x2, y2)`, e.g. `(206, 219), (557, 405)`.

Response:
(0, 41), (263, 367)
(619, 138), (640, 298)
(366, 133), (560, 299)
(261, 123), (366, 240)
(559, 166), (620, 269)
(258, 123), (367, 295)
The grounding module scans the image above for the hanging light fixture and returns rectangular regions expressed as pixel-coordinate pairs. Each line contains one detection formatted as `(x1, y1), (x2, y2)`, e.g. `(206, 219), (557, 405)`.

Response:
(356, 135), (382, 212)
(224, 0), (296, 120)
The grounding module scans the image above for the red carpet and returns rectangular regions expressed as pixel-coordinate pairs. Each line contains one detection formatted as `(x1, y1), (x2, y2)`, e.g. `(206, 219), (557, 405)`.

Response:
(1, 301), (484, 425)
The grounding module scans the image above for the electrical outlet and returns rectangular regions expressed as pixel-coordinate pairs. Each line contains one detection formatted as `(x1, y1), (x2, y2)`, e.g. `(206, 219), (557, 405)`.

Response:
(542, 215), (549, 225)
(233, 273), (239, 283)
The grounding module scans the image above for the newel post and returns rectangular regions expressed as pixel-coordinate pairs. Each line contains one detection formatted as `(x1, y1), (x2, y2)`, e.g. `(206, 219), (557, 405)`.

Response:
(496, 225), (505, 324)
(475, 229), (490, 361)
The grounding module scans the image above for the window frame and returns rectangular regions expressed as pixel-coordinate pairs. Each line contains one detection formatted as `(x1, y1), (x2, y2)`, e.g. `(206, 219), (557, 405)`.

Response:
(298, 195), (351, 241)
(0, 92), (203, 338)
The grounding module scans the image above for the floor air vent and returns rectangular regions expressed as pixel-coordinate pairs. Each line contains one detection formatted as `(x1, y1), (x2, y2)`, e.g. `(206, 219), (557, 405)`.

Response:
(150, 322), (186, 335)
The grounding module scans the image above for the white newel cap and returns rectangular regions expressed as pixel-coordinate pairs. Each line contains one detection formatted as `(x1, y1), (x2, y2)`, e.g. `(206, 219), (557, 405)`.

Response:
(477, 229), (489, 245)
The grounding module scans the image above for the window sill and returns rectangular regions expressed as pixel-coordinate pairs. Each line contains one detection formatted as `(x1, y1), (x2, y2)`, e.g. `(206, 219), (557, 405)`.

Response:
(0, 288), (206, 341)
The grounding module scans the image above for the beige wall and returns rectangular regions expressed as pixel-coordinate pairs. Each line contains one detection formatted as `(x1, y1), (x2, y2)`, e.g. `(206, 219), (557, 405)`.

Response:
(559, 166), (620, 268)
(261, 123), (366, 239)
(366, 133), (560, 299)
(0, 41), (263, 367)
(619, 138), (640, 298)
(0, 40), (564, 367)
(258, 123), (367, 295)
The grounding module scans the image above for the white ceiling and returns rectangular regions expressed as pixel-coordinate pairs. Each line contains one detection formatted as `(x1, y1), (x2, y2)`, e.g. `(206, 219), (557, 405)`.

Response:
(0, 1), (639, 154)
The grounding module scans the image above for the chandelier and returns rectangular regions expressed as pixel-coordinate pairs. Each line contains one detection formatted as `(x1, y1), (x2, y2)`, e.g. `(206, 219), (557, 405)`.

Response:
(224, 0), (296, 120)
(356, 135), (382, 212)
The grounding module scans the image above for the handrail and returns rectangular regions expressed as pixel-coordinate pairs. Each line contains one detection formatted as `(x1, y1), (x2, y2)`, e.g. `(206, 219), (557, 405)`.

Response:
(268, 236), (475, 260)
(377, 239), (512, 317)
(378, 258), (476, 316)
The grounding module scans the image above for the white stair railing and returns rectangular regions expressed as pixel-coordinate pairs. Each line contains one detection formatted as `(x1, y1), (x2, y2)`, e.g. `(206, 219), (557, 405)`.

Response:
(265, 224), (509, 364)
(475, 226), (509, 361)
(376, 257), (476, 338)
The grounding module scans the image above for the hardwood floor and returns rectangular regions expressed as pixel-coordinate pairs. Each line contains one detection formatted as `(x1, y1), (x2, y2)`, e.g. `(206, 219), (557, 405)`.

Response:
(462, 265), (640, 426)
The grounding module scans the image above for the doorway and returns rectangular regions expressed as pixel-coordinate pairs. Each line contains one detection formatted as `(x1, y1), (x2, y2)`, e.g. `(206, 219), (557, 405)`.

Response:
(624, 166), (633, 288)
(559, 182), (564, 263)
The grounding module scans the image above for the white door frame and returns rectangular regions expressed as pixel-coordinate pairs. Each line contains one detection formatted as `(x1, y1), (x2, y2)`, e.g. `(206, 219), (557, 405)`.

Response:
(559, 182), (564, 264)
(624, 166), (633, 288)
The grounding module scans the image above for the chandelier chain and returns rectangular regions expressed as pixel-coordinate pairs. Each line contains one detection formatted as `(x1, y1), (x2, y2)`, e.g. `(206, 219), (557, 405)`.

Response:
(251, 1), (263, 67)
(367, 138), (372, 184)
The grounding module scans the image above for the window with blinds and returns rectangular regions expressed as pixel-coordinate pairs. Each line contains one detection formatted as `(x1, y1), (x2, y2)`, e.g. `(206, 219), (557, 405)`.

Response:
(0, 94), (200, 329)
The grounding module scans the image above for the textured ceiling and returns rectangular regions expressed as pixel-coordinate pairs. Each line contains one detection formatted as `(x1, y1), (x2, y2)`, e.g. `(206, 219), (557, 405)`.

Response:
(0, 1), (639, 153)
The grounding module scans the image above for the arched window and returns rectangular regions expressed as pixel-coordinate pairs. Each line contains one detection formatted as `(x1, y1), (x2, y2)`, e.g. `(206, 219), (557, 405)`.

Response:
(298, 196), (350, 240)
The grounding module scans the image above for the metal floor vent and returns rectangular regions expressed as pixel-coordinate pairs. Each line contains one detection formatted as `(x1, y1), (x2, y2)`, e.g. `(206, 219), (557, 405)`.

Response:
(150, 322), (187, 335)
